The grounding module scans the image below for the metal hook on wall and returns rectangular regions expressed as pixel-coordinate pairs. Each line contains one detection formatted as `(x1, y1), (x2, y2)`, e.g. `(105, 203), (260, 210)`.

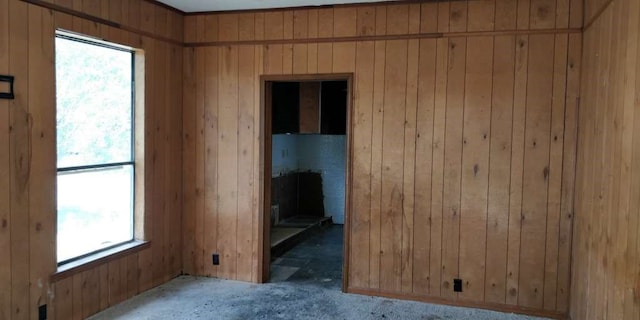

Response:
(0, 75), (15, 100)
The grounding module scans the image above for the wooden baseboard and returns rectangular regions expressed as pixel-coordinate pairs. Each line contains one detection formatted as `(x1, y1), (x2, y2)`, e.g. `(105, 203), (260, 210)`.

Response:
(346, 287), (568, 320)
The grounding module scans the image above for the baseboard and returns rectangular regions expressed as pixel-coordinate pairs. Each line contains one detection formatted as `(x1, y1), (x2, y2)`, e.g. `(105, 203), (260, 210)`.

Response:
(346, 287), (568, 320)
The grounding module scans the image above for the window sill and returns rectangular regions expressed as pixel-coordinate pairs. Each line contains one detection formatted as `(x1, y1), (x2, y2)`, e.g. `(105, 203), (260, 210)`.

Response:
(51, 240), (150, 282)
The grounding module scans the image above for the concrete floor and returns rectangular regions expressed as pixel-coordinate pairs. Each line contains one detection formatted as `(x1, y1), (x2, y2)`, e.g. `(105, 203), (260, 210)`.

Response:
(89, 226), (550, 320)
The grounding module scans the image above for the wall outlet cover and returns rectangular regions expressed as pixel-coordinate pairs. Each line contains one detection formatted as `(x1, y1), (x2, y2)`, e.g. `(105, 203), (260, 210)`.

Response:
(453, 278), (463, 292)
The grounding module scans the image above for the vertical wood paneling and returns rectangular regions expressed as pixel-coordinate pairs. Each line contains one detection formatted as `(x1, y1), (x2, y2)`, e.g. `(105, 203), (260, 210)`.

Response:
(0, 0), (9, 317)
(0, 0), (588, 319)
(317, 8), (333, 73)
(459, 36), (493, 301)
(556, 33), (580, 313)
(193, 47), (206, 277)
(28, 5), (56, 317)
(379, 39), (407, 293)
(530, 0), (557, 30)
(292, 10), (308, 74)
(401, 38), (418, 294)
(54, 278), (73, 319)
(572, 0), (640, 319)
(542, 34), (568, 311)
(441, 36), (465, 300)
(181, 48), (199, 274)
(282, 11), (293, 74)
(71, 275), (82, 319)
(138, 34), (156, 292)
(236, 44), (255, 282)
(350, 40), (374, 289)
(517, 0), (531, 30)
(429, 38), (448, 297)
(437, 2), (450, 33)
(217, 44), (239, 280)
(495, 0), (517, 30)
(251, 38), (264, 283)
(450, 1), (468, 32)
(484, 35), (515, 305)
(333, 7), (357, 37)
(0, 1), (589, 319)
(306, 10), (318, 73)
(506, 34), (529, 306)
(368, 35), (386, 291)
(203, 46), (219, 278)
(519, 34), (554, 309)
(468, 0), (495, 31)
(0, 0), (184, 318)
(412, 38), (437, 296)
(357, 6), (375, 36)
(9, 1), (31, 319)
(171, 41), (184, 279)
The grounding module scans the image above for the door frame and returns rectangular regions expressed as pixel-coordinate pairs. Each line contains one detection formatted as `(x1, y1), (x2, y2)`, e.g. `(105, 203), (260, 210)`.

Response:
(258, 73), (354, 292)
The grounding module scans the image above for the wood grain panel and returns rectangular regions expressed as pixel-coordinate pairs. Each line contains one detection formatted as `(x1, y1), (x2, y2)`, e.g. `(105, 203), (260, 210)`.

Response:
(401, 38), (419, 294)
(441, 36), (465, 300)
(298, 82), (319, 133)
(412, 38), (437, 296)
(484, 35), (515, 305)
(0, 0), (9, 317)
(429, 38), (448, 297)
(28, 5), (56, 316)
(0, 0), (184, 318)
(9, 1), (31, 318)
(530, 0), (557, 30)
(556, 32), (580, 313)
(379, 39), (407, 293)
(368, 38), (386, 291)
(542, 33), (568, 311)
(506, 34), (529, 306)
(349, 40), (374, 289)
(203, 46), (219, 278)
(519, 34), (554, 309)
(467, 0), (495, 32)
(192, 47), (206, 278)
(572, 0), (640, 319)
(236, 45), (255, 282)
(459, 35), (493, 301)
(0, 1), (588, 319)
(217, 44), (239, 280)
(495, 0), (517, 30)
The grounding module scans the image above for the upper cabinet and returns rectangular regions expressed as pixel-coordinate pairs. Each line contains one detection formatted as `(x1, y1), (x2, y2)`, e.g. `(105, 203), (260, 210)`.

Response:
(272, 81), (347, 135)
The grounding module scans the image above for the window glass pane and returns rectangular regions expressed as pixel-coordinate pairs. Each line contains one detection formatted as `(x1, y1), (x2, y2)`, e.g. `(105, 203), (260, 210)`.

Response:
(56, 165), (134, 263)
(56, 37), (132, 168)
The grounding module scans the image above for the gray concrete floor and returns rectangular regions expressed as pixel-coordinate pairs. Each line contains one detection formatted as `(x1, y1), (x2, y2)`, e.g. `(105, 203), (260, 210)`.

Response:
(89, 226), (550, 320)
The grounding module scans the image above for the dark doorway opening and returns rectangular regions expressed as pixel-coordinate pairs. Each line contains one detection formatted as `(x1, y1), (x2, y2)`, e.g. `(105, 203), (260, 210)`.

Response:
(260, 75), (352, 291)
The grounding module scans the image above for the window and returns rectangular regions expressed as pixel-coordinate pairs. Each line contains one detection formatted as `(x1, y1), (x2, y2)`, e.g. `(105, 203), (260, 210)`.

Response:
(55, 33), (136, 264)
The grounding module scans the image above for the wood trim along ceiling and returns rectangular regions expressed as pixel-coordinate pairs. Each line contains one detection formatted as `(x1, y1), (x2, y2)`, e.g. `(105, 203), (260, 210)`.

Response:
(21, 0), (183, 45)
(184, 28), (582, 47)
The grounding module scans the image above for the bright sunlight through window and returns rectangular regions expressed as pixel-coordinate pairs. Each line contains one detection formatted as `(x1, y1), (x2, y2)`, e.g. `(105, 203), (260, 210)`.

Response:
(55, 33), (135, 264)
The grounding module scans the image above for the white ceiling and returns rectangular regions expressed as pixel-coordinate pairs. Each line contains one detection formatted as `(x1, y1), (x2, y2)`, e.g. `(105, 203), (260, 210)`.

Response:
(156, 0), (394, 13)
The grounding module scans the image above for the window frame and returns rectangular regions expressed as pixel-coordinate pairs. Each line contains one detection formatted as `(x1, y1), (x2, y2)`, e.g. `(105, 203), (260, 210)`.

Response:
(54, 31), (138, 267)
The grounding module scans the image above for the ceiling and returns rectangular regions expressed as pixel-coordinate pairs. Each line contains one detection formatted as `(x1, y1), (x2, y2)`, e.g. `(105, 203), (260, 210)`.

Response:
(155, 0), (394, 13)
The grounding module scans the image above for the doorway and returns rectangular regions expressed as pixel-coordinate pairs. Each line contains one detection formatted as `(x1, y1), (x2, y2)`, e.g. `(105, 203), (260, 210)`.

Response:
(260, 74), (352, 291)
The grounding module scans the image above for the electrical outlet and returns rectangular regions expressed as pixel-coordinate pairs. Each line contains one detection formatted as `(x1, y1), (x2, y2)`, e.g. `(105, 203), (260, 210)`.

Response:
(453, 278), (463, 292)
(212, 253), (220, 265)
(38, 304), (47, 320)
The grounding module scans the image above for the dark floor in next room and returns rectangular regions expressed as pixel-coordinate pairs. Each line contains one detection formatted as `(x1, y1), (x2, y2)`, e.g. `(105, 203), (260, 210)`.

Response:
(270, 224), (343, 287)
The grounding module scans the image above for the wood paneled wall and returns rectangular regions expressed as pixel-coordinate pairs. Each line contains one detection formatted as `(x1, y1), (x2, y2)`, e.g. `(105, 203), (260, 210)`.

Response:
(182, 0), (582, 317)
(571, 0), (640, 319)
(0, 0), (183, 319)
